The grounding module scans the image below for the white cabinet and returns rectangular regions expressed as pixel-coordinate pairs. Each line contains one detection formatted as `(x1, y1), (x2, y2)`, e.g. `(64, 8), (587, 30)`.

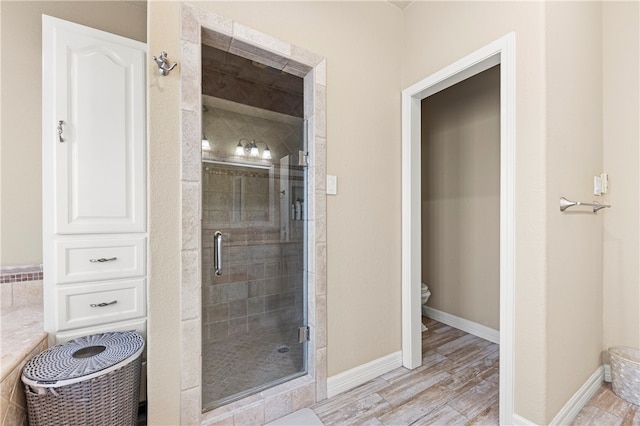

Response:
(42, 15), (147, 347)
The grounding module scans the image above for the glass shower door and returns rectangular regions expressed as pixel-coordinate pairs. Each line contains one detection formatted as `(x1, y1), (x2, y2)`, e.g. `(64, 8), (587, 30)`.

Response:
(201, 99), (307, 411)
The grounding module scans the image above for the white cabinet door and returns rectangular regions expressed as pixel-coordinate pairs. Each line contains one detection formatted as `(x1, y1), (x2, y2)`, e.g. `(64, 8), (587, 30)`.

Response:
(43, 16), (146, 235)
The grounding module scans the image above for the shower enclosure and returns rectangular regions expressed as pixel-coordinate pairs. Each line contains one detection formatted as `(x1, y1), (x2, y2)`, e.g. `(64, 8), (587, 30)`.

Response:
(200, 95), (308, 411)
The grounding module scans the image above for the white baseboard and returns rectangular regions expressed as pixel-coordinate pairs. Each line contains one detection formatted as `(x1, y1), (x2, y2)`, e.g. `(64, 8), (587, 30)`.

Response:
(549, 366), (604, 426)
(512, 414), (538, 425)
(326, 351), (402, 398)
(423, 306), (500, 344)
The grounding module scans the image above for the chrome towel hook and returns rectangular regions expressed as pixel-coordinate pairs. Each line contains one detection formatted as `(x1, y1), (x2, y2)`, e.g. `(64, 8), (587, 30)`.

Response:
(560, 197), (611, 213)
(152, 51), (177, 76)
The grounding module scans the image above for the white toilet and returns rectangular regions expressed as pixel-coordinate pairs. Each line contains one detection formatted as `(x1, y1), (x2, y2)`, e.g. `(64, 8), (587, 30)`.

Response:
(421, 283), (432, 331)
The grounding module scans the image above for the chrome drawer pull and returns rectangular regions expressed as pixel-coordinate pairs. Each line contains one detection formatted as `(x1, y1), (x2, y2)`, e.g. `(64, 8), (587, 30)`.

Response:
(57, 120), (65, 143)
(89, 257), (117, 263)
(90, 300), (118, 308)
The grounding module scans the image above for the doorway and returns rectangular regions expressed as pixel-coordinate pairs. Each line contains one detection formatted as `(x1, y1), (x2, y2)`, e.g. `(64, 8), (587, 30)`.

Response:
(401, 33), (516, 424)
(421, 65), (500, 342)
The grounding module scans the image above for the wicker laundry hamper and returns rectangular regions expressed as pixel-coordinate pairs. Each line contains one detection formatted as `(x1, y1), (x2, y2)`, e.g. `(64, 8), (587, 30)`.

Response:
(22, 331), (144, 426)
(609, 346), (640, 406)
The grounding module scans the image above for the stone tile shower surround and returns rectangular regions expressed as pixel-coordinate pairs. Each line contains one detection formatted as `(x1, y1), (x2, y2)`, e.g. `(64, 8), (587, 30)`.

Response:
(179, 4), (327, 424)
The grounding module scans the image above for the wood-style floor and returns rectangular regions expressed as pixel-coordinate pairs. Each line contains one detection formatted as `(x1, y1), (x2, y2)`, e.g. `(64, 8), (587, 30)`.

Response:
(311, 318), (500, 425)
(572, 382), (640, 425)
(310, 317), (640, 426)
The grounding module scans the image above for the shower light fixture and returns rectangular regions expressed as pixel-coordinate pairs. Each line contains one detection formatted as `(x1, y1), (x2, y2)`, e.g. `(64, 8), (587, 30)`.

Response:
(236, 138), (271, 160)
(202, 133), (211, 150)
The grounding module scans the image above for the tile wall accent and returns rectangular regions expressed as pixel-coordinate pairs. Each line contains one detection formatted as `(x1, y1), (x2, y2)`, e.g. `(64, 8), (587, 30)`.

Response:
(0, 265), (43, 284)
(179, 3), (327, 424)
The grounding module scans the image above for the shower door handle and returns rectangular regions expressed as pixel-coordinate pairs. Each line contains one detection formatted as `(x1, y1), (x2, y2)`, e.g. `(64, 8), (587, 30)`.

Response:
(214, 231), (223, 276)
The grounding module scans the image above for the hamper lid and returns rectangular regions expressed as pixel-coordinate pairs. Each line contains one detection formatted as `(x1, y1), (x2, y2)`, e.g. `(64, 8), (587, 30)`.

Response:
(22, 331), (144, 388)
(609, 346), (640, 364)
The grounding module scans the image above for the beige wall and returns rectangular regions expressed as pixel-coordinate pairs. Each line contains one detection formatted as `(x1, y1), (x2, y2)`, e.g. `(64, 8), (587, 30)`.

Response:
(0, 1), (146, 267)
(146, 2), (182, 424)
(147, 1), (402, 422)
(407, 1), (639, 423)
(602, 1), (640, 358)
(545, 2), (604, 420)
(5, 1), (640, 423)
(181, 0), (402, 376)
(403, 2), (548, 422)
(421, 66), (500, 331)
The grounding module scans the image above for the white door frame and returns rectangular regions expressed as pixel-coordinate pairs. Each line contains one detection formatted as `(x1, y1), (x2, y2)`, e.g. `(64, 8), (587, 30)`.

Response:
(401, 33), (516, 424)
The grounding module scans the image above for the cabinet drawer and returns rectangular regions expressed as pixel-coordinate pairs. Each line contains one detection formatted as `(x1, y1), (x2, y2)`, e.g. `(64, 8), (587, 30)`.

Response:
(56, 279), (146, 331)
(55, 237), (145, 283)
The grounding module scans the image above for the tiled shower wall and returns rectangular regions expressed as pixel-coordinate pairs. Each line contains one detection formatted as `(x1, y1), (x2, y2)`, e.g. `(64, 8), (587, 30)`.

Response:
(201, 103), (305, 344)
(201, 166), (305, 343)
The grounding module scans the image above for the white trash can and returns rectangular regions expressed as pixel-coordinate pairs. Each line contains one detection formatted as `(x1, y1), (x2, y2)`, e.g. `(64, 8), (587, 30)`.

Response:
(22, 331), (144, 426)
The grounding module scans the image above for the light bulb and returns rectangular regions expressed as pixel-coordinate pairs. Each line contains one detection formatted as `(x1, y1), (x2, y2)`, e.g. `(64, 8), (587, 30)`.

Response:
(262, 146), (272, 159)
(235, 142), (245, 155)
(250, 144), (259, 157)
(202, 137), (211, 151)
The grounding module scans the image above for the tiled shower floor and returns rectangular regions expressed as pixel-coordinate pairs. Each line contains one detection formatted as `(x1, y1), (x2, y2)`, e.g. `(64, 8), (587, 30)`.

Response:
(202, 325), (305, 410)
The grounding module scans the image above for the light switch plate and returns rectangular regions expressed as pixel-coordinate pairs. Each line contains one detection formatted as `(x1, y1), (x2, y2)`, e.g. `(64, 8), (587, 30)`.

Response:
(600, 173), (609, 194)
(327, 175), (337, 195)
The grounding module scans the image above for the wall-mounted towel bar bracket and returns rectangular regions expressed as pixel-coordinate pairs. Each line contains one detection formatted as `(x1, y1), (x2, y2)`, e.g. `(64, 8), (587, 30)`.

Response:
(560, 197), (611, 213)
